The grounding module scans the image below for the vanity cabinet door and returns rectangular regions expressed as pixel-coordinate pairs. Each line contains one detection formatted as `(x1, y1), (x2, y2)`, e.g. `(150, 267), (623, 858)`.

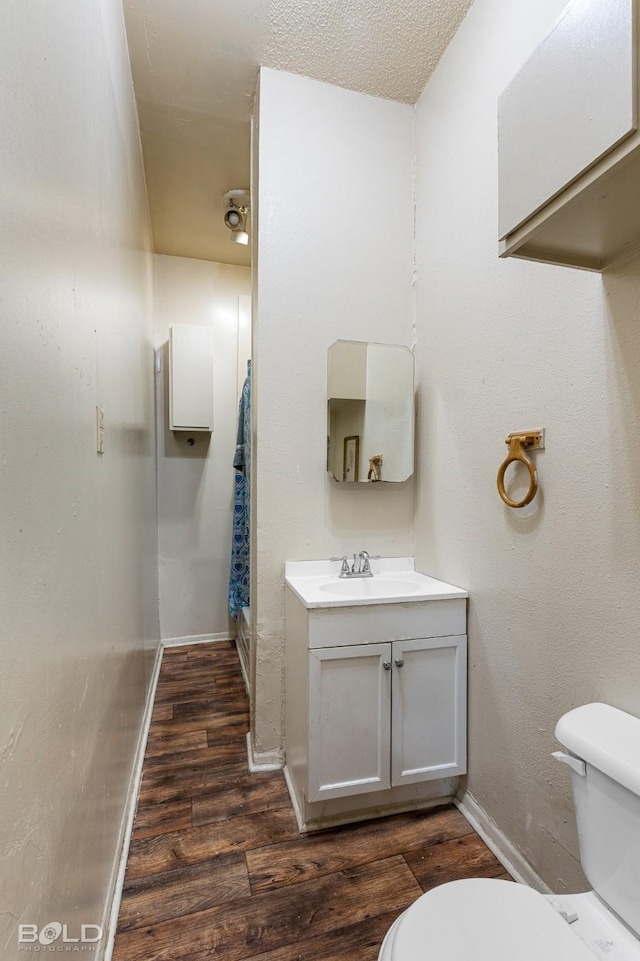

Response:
(307, 643), (391, 802)
(391, 636), (467, 787)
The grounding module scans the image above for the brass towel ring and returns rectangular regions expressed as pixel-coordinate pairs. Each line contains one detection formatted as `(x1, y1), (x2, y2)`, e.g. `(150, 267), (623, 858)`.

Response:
(497, 433), (539, 509)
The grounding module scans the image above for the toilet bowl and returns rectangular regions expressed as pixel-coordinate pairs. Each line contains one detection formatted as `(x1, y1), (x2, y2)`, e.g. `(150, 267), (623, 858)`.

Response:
(379, 703), (640, 961)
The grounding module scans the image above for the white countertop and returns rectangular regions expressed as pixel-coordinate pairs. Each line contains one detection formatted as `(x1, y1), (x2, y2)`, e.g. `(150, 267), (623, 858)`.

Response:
(284, 557), (468, 609)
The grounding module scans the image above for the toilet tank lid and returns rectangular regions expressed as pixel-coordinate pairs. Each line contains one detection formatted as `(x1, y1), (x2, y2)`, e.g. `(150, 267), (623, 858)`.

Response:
(555, 703), (640, 797)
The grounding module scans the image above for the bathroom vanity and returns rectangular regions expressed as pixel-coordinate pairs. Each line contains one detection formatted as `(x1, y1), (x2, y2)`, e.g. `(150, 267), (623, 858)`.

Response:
(284, 558), (467, 831)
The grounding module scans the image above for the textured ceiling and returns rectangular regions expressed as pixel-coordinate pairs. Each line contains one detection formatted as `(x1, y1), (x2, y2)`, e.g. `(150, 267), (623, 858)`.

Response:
(123, 0), (474, 266)
(266, 0), (474, 105)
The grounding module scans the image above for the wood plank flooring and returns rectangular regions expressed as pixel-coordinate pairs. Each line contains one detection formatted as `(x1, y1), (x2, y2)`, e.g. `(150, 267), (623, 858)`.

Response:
(113, 641), (511, 961)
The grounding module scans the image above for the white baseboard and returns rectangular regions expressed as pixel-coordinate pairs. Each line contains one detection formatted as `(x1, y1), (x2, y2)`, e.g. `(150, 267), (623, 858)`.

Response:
(283, 764), (306, 833)
(301, 796), (455, 835)
(236, 641), (250, 694)
(284, 766), (455, 835)
(102, 641), (164, 961)
(455, 790), (552, 893)
(246, 732), (284, 772)
(161, 631), (234, 647)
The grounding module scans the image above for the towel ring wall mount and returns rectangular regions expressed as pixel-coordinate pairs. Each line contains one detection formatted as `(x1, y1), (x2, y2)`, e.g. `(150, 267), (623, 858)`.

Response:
(497, 430), (544, 509)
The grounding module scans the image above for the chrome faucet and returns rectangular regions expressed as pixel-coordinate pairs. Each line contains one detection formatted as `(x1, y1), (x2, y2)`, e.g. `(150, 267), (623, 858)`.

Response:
(330, 551), (380, 578)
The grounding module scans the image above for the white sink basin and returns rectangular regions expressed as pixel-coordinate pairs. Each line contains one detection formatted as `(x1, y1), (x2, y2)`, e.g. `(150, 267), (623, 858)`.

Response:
(318, 578), (419, 598)
(284, 558), (468, 609)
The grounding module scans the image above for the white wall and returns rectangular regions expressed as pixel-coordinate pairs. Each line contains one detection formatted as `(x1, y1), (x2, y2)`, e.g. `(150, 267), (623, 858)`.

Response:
(0, 0), (159, 954)
(414, 0), (640, 890)
(253, 68), (415, 760)
(154, 254), (251, 641)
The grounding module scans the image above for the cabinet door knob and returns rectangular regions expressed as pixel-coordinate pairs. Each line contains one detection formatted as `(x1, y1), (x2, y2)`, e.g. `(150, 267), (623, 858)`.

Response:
(382, 661), (392, 671)
(394, 658), (404, 668)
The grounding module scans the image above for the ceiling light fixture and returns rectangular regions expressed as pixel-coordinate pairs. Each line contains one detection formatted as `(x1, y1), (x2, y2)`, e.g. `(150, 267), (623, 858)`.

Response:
(222, 189), (250, 246)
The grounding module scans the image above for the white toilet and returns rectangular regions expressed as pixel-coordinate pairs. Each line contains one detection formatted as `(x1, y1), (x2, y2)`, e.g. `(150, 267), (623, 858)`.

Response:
(379, 702), (640, 961)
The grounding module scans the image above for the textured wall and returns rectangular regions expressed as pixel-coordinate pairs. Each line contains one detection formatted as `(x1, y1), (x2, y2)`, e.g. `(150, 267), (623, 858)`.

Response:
(153, 255), (251, 641)
(253, 68), (415, 760)
(0, 0), (159, 953)
(414, 0), (640, 890)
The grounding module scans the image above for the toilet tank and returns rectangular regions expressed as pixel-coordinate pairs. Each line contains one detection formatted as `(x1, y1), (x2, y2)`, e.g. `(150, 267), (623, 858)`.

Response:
(555, 702), (640, 936)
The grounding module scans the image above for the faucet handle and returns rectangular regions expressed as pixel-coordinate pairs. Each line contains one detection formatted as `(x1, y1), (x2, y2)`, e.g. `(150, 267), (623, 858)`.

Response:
(358, 551), (380, 573)
(330, 555), (350, 574)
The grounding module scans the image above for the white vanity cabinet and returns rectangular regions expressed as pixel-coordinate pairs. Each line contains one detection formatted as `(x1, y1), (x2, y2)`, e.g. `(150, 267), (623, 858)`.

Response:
(499, 0), (640, 271)
(284, 559), (468, 831)
(307, 635), (466, 803)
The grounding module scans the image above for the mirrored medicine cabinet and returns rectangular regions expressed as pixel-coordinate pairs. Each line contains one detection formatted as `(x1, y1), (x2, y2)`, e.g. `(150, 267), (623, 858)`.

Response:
(327, 339), (414, 485)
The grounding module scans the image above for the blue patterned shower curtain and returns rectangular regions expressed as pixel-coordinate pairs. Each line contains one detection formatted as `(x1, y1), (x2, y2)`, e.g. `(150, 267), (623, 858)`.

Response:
(228, 361), (251, 619)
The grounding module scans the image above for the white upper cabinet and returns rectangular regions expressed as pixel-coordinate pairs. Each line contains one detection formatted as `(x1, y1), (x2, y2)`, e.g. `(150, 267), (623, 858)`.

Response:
(499, 0), (640, 271)
(169, 324), (214, 431)
(499, 0), (636, 239)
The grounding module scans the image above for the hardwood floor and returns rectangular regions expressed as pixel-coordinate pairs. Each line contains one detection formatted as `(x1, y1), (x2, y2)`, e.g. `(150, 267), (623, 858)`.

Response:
(113, 641), (510, 961)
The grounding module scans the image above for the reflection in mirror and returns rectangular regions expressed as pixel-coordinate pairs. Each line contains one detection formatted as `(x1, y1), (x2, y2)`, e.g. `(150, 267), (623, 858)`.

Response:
(327, 340), (414, 484)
